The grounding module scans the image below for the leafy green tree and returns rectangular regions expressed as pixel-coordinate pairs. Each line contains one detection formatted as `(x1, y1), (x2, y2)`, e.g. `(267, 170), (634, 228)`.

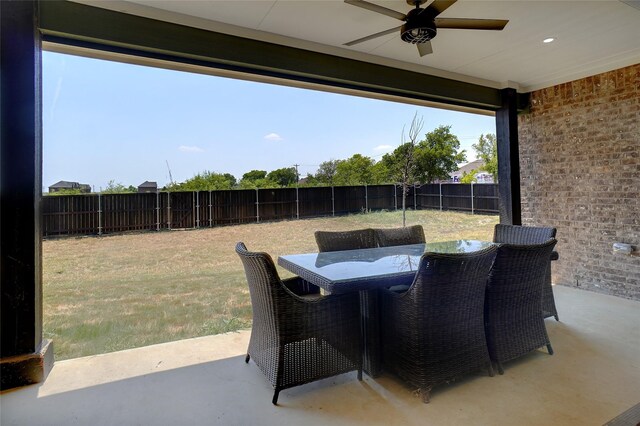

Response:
(173, 171), (235, 191)
(460, 169), (478, 183)
(238, 177), (278, 189)
(472, 133), (498, 182)
(103, 180), (136, 194)
(334, 154), (378, 185)
(314, 160), (340, 185)
(242, 170), (267, 182)
(414, 125), (467, 183)
(222, 173), (237, 187)
(266, 167), (297, 187)
(239, 170), (276, 189)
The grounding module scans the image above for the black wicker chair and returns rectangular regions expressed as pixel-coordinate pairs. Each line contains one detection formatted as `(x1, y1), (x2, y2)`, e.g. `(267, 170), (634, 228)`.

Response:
(236, 242), (362, 405)
(484, 239), (557, 375)
(493, 224), (560, 321)
(314, 229), (377, 252)
(374, 225), (426, 247)
(380, 245), (498, 403)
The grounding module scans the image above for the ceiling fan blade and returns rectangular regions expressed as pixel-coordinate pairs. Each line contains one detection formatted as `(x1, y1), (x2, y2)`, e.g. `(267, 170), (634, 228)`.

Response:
(344, 26), (402, 46)
(417, 41), (433, 57)
(344, 0), (406, 21)
(426, 0), (457, 16)
(435, 18), (508, 30)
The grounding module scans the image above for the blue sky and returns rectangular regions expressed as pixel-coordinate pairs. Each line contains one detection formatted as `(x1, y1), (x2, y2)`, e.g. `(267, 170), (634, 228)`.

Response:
(43, 51), (496, 191)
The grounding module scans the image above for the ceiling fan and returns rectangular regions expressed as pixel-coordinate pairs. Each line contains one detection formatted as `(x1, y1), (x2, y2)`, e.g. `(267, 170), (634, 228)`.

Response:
(344, 0), (509, 57)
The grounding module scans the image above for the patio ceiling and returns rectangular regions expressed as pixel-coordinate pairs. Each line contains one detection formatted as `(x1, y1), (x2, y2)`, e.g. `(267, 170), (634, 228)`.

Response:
(71, 0), (640, 92)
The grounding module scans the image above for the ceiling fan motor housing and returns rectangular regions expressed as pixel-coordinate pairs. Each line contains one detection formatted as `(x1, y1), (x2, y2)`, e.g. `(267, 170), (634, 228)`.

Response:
(401, 8), (437, 44)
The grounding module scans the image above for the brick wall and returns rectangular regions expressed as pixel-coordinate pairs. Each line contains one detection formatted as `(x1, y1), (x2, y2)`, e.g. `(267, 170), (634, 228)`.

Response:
(519, 64), (640, 300)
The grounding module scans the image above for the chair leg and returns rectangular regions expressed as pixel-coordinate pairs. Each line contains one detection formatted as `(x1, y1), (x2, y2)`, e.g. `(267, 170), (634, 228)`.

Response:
(554, 313), (559, 322)
(357, 368), (363, 381)
(420, 387), (432, 404)
(488, 363), (495, 377)
(272, 389), (280, 406)
(496, 362), (504, 375)
(245, 354), (250, 363)
(546, 344), (554, 355)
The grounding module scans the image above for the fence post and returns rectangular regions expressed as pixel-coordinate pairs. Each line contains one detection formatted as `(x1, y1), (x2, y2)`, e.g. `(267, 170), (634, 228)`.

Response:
(195, 191), (199, 228)
(471, 183), (475, 215)
(331, 186), (335, 217)
(209, 190), (212, 227)
(296, 186), (300, 220)
(413, 184), (417, 210)
(364, 184), (368, 212)
(256, 188), (260, 223)
(156, 190), (160, 231)
(394, 184), (397, 211)
(439, 183), (443, 211)
(98, 192), (103, 236)
(167, 192), (171, 230)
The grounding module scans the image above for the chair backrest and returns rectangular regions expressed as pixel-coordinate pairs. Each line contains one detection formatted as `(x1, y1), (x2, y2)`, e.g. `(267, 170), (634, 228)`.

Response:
(235, 242), (286, 331)
(486, 239), (557, 310)
(374, 225), (425, 247)
(405, 245), (498, 322)
(493, 224), (556, 245)
(314, 228), (377, 252)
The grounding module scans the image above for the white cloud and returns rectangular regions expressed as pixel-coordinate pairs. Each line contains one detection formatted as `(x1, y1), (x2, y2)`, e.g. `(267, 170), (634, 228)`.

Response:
(264, 133), (283, 141)
(373, 144), (393, 151)
(178, 145), (204, 153)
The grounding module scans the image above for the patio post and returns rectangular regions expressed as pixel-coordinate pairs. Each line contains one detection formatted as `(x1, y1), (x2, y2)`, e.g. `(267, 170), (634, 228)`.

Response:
(0, 0), (53, 390)
(496, 88), (522, 225)
(331, 186), (335, 217)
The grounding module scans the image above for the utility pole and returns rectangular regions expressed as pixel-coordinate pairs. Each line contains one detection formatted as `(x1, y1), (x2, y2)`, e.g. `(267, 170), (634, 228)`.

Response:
(293, 164), (300, 184)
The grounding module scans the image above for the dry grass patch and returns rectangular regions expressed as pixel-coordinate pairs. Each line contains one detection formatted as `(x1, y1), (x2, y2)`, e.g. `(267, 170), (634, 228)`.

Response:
(43, 209), (498, 360)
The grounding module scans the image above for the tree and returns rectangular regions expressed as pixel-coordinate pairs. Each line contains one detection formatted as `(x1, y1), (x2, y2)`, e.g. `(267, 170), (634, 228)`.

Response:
(381, 113), (424, 226)
(242, 170), (267, 182)
(266, 167), (297, 187)
(172, 171), (235, 191)
(472, 133), (498, 182)
(103, 180), (136, 194)
(413, 125), (467, 183)
(460, 169), (478, 183)
(239, 170), (277, 189)
(314, 159), (340, 185)
(334, 154), (377, 185)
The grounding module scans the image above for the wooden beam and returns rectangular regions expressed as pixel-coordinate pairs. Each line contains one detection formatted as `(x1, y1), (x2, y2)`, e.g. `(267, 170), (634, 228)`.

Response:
(1, 0), (52, 390)
(38, 1), (504, 111)
(496, 88), (522, 225)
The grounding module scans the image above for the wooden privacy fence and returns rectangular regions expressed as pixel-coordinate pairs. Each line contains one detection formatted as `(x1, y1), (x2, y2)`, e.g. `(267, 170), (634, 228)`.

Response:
(42, 183), (498, 237)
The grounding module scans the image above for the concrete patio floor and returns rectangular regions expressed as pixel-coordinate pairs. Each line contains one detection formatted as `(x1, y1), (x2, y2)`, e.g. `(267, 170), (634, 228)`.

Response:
(2, 285), (639, 426)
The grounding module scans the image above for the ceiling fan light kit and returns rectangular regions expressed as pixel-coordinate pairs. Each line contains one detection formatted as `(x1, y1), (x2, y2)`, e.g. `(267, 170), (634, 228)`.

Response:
(344, 0), (509, 57)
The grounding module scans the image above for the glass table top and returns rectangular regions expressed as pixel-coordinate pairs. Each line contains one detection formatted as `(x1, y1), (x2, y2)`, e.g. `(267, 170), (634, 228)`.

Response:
(278, 240), (495, 287)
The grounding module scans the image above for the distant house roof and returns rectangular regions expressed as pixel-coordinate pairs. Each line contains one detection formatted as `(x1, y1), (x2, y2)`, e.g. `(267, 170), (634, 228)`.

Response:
(451, 160), (485, 177)
(138, 181), (157, 188)
(50, 180), (79, 189)
(49, 181), (91, 191)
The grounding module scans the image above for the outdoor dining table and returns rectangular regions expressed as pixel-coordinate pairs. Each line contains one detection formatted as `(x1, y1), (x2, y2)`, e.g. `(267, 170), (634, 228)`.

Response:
(277, 239), (496, 377)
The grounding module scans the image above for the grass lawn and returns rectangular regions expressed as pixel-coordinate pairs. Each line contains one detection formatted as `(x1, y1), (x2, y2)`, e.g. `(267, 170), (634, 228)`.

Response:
(43, 209), (498, 360)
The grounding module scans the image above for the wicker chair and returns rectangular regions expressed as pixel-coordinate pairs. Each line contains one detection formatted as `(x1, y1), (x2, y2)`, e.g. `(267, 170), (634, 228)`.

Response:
(374, 225), (426, 247)
(493, 224), (560, 321)
(380, 245), (498, 403)
(314, 228), (377, 252)
(236, 242), (362, 405)
(484, 239), (557, 374)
